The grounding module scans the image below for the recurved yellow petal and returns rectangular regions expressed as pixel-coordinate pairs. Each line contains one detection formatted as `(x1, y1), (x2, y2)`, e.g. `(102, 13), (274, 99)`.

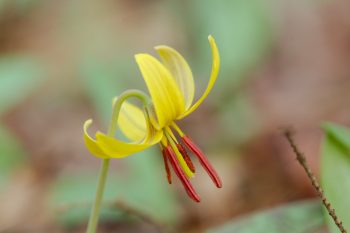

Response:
(155, 45), (195, 110)
(95, 129), (163, 158)
(83, 119), (109, 159)
(178, 35), (220, 119)
(118, 101), (147, 142)
(135, 54), (185, 129)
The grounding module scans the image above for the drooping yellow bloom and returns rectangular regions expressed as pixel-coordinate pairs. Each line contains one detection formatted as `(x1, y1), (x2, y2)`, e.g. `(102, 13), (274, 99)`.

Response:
(84, 35), (221, 202)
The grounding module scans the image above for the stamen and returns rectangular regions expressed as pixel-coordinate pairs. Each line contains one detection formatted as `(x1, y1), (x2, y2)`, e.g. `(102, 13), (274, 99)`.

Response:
(165, 146), (201, 202)
(177, 143), (195, 173)
(165, 127), (178, 143)
(182, 136), (222, 188)
(164, 130), (194, 178)
(161, 136), (168, 147)
(171, 123), (185, 137)
(162, 149), (172, 184)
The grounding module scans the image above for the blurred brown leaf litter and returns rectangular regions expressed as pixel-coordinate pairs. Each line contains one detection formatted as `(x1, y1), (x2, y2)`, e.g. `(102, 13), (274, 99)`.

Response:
(1, 0), (350, 232)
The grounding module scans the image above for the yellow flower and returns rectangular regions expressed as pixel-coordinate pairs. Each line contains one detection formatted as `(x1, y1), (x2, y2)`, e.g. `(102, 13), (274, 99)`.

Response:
(83, 35), (222, 202)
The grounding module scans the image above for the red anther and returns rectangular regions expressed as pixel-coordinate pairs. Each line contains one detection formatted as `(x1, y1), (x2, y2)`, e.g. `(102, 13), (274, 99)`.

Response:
(182, 136), (222, 188)
(162, 149), (172, 184)
(165, 146), (201, 202)
(177, 143), (195, 173)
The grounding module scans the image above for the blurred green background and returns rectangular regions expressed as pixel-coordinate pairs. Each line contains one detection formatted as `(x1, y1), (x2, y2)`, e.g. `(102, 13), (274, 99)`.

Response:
(1, 0), (350, 232)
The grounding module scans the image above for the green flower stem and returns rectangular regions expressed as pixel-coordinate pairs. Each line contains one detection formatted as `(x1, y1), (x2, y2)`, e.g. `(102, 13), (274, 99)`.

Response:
(86, 158), (110, 233)
(86, 89), (150, 233)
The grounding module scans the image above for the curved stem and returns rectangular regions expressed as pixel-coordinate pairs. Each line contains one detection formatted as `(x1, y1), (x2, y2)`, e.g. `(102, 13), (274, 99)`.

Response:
(109, 89), (150, 136)
(86, 89), (150, 233)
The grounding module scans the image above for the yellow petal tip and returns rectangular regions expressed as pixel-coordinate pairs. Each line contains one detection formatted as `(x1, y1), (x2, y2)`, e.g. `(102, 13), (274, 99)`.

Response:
(208, 35), (216, 46)
(179, 34), (220, 118)
(84, 119), (93, 130)
(154, 45), (169, 51)
(112, 97), (118, 106)
(83, 119), (110, 159)
(135, 53), (150, 61)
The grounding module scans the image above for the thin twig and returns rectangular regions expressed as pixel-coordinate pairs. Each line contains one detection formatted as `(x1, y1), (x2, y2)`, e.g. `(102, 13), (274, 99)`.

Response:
(283, 129), (347, 233)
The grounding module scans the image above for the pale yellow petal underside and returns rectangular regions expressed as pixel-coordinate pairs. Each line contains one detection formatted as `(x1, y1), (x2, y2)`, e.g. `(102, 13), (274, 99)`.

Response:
(155, 45), (195, 110)
(178, 35), (220, 119)
(118, 101), (147, 142)
(95, 129), (163, 158)
(135, 54), (185, 129)
(84, 119), (162, 159)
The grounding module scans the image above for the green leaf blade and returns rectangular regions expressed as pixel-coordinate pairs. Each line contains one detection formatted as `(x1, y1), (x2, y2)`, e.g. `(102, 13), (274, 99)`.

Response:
(321, 123), (350, 233)
(206, 200), (324, 233)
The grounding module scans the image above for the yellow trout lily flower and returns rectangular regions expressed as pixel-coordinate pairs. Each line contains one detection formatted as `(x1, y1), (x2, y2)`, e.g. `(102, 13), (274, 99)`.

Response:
(83, 35), (222, 202)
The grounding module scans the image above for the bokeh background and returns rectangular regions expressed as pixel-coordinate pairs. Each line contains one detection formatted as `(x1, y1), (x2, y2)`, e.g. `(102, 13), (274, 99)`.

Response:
(1, 0), (350, 232)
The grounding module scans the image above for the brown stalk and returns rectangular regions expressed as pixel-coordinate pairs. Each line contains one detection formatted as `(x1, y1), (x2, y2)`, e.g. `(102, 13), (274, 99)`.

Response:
(283, 129), (347, 233)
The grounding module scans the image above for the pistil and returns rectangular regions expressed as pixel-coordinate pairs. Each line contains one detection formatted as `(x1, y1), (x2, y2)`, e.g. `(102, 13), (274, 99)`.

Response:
(177, 143), (195, 173)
